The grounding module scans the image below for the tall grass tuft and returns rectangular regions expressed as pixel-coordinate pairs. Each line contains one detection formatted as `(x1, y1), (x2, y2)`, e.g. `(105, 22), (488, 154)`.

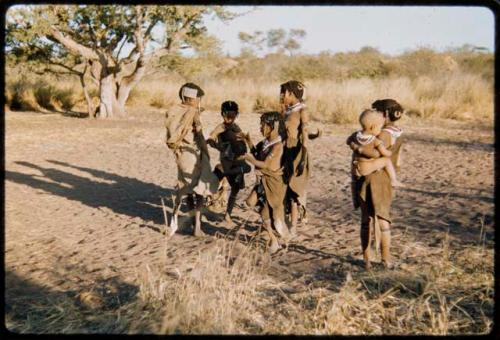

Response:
(6, 75), (80, 112)
(127, 238), (271, 334)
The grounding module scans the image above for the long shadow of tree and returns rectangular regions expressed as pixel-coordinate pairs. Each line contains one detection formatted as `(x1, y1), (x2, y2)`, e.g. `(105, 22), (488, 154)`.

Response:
(6, 160), (176, 227)
(7, 160), (239, 236)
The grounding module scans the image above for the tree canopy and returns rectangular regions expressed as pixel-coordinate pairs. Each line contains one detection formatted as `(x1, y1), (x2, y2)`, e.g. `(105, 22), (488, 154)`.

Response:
(6, 5), (236, 117)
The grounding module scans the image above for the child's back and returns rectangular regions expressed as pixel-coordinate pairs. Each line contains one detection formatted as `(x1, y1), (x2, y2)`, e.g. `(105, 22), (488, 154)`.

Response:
(218, 122), (247, 164)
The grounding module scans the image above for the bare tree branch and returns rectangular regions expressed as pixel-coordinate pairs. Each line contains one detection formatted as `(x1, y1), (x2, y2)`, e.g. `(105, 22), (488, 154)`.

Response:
(49, 26), (99, 60)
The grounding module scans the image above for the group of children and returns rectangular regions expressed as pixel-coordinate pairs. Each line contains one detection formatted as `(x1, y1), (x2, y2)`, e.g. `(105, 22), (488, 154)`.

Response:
(165, 81), (403, 263)
(207, 101), (291, 252)
(165, 81), (314, 252)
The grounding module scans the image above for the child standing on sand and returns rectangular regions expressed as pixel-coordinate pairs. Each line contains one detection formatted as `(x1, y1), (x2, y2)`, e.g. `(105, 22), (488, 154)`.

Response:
(207, 101), (251, 225)
(347, 109), (404, 188)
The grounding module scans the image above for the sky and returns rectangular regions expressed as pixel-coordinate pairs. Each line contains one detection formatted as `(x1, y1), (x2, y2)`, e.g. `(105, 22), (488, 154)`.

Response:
(203, 6), (495, 56)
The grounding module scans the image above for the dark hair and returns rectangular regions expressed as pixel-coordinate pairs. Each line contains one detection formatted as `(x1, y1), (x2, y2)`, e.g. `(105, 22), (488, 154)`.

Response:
(371, 99), (404, 122)
(280, 80), (305, 101)
(178, 82), (205, 100)
(260, 111), (286, 140)
(221, 100), (239, 115)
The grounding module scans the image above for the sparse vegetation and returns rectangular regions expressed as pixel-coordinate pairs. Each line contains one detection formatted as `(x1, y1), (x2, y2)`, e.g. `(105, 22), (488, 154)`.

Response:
(4, 5), (494, 335)
(6, 233), (493, 334)
(6, 47), (493, 125)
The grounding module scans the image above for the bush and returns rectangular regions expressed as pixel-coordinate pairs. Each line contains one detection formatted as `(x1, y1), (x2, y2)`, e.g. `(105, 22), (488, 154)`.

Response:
(7, 78), (40, 111)
(56, 87), (78, 111)
(34, 82), (57, 110)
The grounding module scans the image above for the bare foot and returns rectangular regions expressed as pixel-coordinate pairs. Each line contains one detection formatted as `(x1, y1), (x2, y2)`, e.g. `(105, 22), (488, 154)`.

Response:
(193, 223), (206, 237)
(391, 180), (405, 188)
(194, 229), (206, 237)
(365, 261), (372, 270)
(382, 261), (394, 270)
(274, 220), (289, 239)
(223, 213), (235, 227)
(268, 241), (281, 254)
(289, 225), (297, 237)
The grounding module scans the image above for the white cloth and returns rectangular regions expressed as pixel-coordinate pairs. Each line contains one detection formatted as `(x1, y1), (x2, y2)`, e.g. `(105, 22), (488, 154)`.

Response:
(355, 131), (376, 145)
(181, 87), (198, 99)
(262, 136), (282, 152)
(285, 102), (306, 116)
(382, 126), (403, 146)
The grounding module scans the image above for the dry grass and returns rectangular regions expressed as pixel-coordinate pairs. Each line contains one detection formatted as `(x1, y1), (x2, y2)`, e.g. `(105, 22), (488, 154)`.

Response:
(5, 226), (493, 335)
(6, 68), (493, 125)
(125, 237), (272, 334)
(6, 74), (82, 113)
(127, 71), (493, 125)
(126, 233), (493, 335)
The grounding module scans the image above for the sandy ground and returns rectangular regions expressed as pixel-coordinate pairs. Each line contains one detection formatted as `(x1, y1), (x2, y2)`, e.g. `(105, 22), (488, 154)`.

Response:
(4, 108), (495, 333)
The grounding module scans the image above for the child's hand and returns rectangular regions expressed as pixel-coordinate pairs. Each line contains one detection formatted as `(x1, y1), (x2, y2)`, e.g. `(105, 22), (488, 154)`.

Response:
(238, 153), (254, 162)
(193, 124), (202, 133)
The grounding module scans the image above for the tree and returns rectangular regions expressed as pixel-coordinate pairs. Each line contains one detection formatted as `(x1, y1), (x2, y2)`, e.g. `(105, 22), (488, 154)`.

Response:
(267, 28), (306, 55)
(239, 28), (306, 57)
(237, 31), (265, 57)
(6, 5), (235, 118)
(266, 29), (286, 54)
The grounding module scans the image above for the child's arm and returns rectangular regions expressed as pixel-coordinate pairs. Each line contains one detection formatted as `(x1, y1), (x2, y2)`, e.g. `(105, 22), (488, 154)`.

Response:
(240, 143), (283, 171)
(207, 123), (226, 150)
(358, 145), (381, 158)
(208, 123), (225, 140)
(300, 108), (309, 148)
(348, 138), (381, 158)
(374, 139), (392, 157)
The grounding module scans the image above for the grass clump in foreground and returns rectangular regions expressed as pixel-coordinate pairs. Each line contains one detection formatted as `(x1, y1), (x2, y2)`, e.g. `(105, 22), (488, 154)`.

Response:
(126, 238), (272, 334)
(126, 232), (494, 335)
(5, 233), (493, 335)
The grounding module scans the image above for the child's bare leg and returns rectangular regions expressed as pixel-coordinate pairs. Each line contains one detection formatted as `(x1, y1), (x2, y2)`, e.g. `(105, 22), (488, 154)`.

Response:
(261, 205), (280, 253)
(379, 219), (393, 269)
(272, 204), (289, 240)
(384, 160), (404, 187)
(193, 194), (205, 237)
(224, 186), (239, 226)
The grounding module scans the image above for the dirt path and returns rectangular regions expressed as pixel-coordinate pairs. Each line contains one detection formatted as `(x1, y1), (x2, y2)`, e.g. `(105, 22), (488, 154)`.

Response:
(5, 109), (494, 333)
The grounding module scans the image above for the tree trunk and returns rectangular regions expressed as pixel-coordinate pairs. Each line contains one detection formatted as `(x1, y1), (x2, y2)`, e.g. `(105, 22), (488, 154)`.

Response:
(115, 57), (146, 116)
(79, 73), (95, 118)
(97, 73), (126, 118)
(99, 74), (114, 118)
(116, 81), (133, 114)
